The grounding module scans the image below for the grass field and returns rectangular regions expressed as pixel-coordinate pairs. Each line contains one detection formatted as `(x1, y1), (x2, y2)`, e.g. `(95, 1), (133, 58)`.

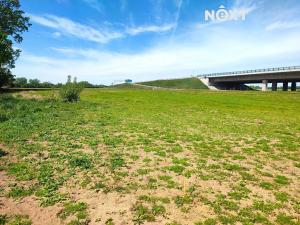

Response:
(0, 89), (299, 225)
(137, 78), (208, 89)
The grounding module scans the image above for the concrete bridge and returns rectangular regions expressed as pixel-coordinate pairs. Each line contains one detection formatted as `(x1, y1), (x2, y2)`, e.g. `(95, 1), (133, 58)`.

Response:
(198, 66), (300, 91)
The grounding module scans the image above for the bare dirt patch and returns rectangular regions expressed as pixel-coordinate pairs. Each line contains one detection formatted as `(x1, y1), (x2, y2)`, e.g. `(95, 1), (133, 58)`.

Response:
(13, 91), (44, 100)
(0, 196), (62, 225)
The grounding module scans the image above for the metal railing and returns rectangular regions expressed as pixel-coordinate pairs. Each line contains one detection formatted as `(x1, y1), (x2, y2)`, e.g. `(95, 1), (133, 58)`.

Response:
(198, 66), (300, 78)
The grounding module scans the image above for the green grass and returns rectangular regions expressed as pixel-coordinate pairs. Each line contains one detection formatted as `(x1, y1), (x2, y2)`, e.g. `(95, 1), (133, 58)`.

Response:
(58, 202), (88, 222)
(0, 215), (32, 225)
(110, 83), (149, 89)
(274, 175), (290, 185)
(0, 89), (299, 224)
(132, 204), (156, 224)
(274, 192), (289, 202)
(7, 187), (33, 199)
(276, 213), (296, 225)
(138, 77), (208, 89)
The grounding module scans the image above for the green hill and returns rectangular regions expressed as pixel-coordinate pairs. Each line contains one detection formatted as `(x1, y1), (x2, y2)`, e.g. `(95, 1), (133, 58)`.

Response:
(137, 77), (208, 89)
(110, 83), (151, 89)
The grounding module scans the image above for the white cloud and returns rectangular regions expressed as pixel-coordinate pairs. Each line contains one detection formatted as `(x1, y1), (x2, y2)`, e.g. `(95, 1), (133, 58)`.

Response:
(29, 14), (58, 28)
(82, 0), (104, 13)
(126, 24), (175, 35)
(170, 0), (183, 37)
(195, 20), (223, 29)
(30, 14), (176, 43)
(52, 32), (62, 38)
(232, 0), (256, 8)
(235, 5), (256, 17)
(266, 21), (300, 31)
(14, 27), (300, 85)
(18, 1), (300, 84)
(30, 14), (124, 43)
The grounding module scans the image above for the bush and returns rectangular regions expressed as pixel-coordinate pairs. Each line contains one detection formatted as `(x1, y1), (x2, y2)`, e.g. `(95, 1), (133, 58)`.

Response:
(59, 76), (83, 102)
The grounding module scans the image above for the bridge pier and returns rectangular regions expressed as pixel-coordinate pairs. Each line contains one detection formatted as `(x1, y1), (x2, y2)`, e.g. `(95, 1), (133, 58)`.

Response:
(283, 82), (288, 91)
(262, 80), (268, 91)
(271, 82), (277, 91)
(291, 82), (297, 91)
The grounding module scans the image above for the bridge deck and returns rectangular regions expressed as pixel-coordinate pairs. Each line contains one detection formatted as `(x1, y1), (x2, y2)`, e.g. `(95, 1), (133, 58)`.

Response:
(198, 66), (300, 78)
(197, 66), (300, 91)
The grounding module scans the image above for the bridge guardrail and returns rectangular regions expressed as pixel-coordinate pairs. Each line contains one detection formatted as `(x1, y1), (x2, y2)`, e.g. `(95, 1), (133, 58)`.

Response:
(198, 66), (300, 78)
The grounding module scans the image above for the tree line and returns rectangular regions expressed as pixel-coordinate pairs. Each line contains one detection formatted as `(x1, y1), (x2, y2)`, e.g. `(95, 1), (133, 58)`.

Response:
(13, 77), (106, 88)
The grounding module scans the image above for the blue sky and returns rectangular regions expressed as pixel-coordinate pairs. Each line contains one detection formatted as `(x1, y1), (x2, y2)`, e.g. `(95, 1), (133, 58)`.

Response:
(14, 0), (300, 84)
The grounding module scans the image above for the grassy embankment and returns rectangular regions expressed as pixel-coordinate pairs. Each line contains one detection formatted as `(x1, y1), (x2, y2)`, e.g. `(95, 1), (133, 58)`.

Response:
(137, 77), (208, 89)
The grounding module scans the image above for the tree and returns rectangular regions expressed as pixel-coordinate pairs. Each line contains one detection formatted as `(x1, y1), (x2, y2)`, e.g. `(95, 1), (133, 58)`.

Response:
(40, 82), (54, 88)
(56, 83), (63, 88)
(67, 75), (72, 83)
(78, 81), (93, 88)
(28, 79), (40, 88)
(14, 76), (27, 87)
(0, 0), (31, 88)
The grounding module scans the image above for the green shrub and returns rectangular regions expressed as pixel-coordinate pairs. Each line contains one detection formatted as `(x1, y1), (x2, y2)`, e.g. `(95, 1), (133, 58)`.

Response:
(59, 76), (83, 102)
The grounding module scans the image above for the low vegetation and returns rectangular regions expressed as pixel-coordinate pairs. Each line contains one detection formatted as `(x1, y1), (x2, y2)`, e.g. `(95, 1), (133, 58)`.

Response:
(0, 89), (299, 224)
(138, 77), (208, 89)
(59, 76), (84, 102)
